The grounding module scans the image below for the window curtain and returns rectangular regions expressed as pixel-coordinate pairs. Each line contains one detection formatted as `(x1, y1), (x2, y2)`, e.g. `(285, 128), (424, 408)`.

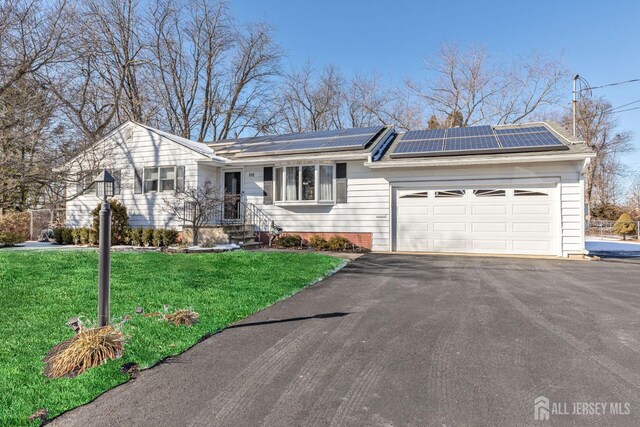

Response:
(285, 167), (299, 200)
(319, 165), (333, 200)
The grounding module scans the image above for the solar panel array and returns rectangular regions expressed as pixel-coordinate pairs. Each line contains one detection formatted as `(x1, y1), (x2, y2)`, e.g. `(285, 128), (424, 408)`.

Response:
(391, 125), (568, 158)
(234, 125), (385, 157)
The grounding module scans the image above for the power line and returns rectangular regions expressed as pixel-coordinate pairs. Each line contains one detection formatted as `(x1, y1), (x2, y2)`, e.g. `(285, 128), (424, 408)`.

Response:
(609, 99), (640, 112)
(580, 78), (640, 93)
(614, 105), (640, 114)
(574, 100), (640, 123)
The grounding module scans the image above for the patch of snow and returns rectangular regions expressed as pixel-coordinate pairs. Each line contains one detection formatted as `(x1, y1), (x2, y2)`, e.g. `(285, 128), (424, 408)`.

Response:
(585, 238), (640, 252)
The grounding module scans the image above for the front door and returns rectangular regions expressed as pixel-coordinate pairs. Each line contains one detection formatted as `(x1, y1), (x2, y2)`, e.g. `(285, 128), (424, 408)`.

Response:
(224, 171), (242, 220)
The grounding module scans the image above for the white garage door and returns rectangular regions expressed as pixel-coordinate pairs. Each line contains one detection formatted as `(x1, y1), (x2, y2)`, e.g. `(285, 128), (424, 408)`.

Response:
(394, 185), (558, 255)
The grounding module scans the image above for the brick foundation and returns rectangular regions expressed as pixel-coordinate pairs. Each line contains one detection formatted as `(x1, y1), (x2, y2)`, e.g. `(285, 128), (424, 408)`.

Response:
(260, 231), (372, 250)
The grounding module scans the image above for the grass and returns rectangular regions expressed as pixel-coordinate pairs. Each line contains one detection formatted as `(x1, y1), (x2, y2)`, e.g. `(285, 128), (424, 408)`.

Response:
(0, 250), (343, 426)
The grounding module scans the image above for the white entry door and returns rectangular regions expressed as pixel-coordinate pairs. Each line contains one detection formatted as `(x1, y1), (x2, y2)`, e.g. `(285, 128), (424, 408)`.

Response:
(394, 185), (558, 255)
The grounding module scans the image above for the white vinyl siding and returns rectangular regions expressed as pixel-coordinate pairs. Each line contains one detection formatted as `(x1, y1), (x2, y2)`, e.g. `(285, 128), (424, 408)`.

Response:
(244, 160), (586, 256)
(66, 123), (217, 229)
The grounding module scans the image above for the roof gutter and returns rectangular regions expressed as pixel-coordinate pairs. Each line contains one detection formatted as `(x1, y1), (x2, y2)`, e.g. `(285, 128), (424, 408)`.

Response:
(364, 152), (596, 169)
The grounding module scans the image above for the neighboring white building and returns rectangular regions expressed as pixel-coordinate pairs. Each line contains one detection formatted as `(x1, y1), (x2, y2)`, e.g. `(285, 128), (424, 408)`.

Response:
(66, 121), (594, 257)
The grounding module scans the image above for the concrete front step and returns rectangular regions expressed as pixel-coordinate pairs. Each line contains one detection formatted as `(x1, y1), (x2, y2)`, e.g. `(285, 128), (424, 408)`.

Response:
(239, 241), (263, 250)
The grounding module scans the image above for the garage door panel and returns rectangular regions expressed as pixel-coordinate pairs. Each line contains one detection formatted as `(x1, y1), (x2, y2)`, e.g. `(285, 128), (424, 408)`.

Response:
(472, 222), (507, 232)
(472, 205), (507, 215)
(472, 239), (508, 250)
(433, 222), (466, 232)
(513, 204), (550, 215)
(395, 184), (558, 255)
(433, 205), (467, 215)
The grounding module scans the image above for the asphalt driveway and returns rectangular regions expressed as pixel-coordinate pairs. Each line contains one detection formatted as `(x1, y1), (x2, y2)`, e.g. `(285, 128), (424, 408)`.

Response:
(52, 254), (640, 426)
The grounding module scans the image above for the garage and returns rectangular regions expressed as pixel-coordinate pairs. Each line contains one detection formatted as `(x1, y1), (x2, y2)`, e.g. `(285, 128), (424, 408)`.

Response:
(393, 184), (559, 255)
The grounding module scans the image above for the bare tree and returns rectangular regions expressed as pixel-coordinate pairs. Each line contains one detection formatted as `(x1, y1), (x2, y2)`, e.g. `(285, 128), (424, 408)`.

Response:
(0, 0), (70, 213)
(626, 175), (640, 220)
(272, 64), (345, 133)
(563, 97), (633, 208)
(214, 22), (281, 140)
(149, 1), (280, 141)
(41, 0), (147, 142)
(148, 0), (230, 140)
(164, 178), (223, 244)
(407, 43), (567, 127)
(0, 0), (68, 98)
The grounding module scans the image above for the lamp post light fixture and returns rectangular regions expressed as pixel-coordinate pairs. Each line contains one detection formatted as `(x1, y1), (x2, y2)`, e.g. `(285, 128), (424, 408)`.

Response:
(94, 169), (115, 327)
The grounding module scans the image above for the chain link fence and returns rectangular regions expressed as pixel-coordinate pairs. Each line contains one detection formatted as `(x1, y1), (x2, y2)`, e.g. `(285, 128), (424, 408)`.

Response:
(586, 219), (640, 241)
(28, 208), (66, 240)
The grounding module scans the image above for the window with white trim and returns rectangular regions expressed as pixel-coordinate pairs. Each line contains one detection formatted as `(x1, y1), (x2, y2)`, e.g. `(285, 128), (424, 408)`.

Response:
(160, 167), (176, 192)
(144, 166), (177, 193)
(275, 165), (335, 202)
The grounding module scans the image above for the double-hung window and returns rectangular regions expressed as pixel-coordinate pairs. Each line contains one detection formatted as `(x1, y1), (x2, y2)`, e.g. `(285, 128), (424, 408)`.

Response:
(144, 168), (159, 193)
(144, 166), (177, 193)
(275, 164), (335, 203)
(160, 167), (175, 192)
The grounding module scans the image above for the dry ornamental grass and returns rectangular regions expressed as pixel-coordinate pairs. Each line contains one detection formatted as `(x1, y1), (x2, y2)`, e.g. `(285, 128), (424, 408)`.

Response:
(44, 326), (124, 378)
(164, 309), (199, 326)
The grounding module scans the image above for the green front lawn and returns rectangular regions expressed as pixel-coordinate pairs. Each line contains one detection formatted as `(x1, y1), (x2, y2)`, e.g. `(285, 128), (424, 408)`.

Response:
(0, 250), (343, 426)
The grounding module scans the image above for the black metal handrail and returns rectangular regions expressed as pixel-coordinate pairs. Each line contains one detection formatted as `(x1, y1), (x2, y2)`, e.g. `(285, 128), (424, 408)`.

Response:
(198, 195), (279, 241)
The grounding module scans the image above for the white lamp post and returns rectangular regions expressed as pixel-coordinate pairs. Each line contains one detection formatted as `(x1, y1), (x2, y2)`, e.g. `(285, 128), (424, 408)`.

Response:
(94, 170), (115, 327)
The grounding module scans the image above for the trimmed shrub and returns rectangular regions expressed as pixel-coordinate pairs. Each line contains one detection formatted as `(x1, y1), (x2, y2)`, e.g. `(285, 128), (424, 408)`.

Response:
(91, 200), (129, 245)
(62, 228), (74, 245)
(71, 228), (81, 245)
(79, 228), (90, 245)
(613, 213), (637, 240)
(591, 203), (623, 221)
(128, 227), (143, 246)
(328, 235), (351, 251)
(53, 227), (64, 244)
(278, 234), (302, 248)
(142, 228), (154, 247)
(152, 229), (164, 247)
(309, 235), (329, 250)
(0, 212), (30, 246)
(162, 228), (179, 246)
(88, 228), (98, 245)
(0, 231), (25, 245)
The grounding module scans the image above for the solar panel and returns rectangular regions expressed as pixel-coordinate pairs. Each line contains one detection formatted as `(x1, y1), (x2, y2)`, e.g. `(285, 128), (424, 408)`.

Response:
(393, 138), (444, 154)
(496, 131), (563, 148)
(230, 125), (385, 147)
(493, 126), (547, 135)
(446, 125), (494, 138)
(402, 129), (446, 141)
(445, 135), (500, 151)
(235, 125), (385, 156)
(391, 124), (568, 158)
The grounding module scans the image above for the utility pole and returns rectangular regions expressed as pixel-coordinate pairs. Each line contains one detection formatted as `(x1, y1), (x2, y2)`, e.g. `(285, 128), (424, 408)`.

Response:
(572, 74), (579, 137)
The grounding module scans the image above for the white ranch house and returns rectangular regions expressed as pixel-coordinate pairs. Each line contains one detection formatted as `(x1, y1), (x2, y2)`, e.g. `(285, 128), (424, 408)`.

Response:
(66, 121), (594, 257)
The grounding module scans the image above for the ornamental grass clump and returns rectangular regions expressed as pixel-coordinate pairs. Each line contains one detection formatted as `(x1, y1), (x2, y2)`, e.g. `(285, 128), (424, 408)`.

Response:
(44, 326), (124, 378)
(164, 309), (199, 326)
